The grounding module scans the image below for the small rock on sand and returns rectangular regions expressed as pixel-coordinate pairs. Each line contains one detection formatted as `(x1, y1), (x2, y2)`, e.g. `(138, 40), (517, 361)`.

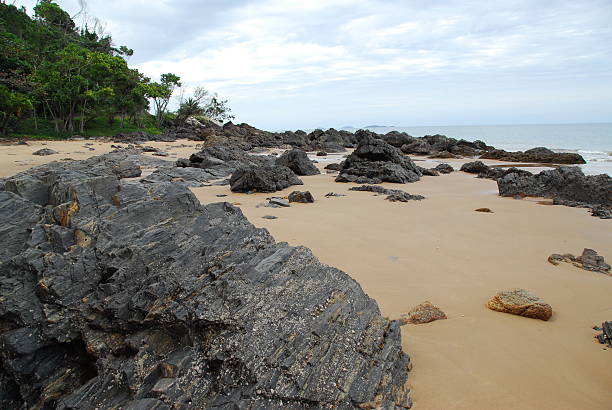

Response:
(475, 208), (493, 213)
(399, 301), (447, 325)
(32, 148), (58, 156)
(548, 248), (610, 274)
(487, 289), (552, 321)
(288, 191), (314, 203)
(262, 215), (278, 220)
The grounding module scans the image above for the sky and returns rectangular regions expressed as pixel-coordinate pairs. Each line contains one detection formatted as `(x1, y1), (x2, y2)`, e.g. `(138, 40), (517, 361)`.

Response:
(15, 0), (612, 130)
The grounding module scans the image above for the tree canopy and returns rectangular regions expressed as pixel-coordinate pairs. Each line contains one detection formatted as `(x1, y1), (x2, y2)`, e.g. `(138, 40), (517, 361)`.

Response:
(0, 1), (235, 137)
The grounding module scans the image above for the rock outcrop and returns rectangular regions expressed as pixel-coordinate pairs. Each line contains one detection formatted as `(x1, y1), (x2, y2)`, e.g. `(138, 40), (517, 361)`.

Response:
(288, 191), (315, 203)
(481, 147), (586, 164)
(399, 302), (447, 325)
(348, 185), (425, 202)
(32, 148), (58, 156)
(548, 249), (611, 274)
(460, 161), (490, 174)
(275, 149), (320, 176)
(0, 152), (412, 409)
(487, 289), (552, 321)
(229, 166), (303, 193)
(433, 163), (454, 174)
(497, 166), (612, 218)
(177, 144), (274, 179)
(336, 132), (421, 184)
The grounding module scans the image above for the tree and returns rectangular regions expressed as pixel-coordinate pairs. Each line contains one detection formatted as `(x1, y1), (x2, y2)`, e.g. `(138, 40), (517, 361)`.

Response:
(0, 85), (32, 136)
(203, 93), (234, 122)
(146, 73), (181, 127)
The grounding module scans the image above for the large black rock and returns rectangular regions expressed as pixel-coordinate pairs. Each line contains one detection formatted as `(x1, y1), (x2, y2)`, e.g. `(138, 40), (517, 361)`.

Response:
(275, 149), (320, 176)
(0, 152), (412, 409)
(481, 147), (586, 164)
(230, 166), (303, 193)
(497, 166), (612, 218)
(336, 132), (422, 184)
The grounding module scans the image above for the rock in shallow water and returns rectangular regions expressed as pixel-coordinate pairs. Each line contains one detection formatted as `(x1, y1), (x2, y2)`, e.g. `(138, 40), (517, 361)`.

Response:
(0, 151), (411, 409)
(487, 289), (552, 321)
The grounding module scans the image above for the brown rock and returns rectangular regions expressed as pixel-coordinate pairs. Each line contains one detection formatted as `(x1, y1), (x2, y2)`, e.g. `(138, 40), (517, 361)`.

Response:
(475, 208), (493, 213)
(400, 301), (447, 324)
(487, 289), (552, 321)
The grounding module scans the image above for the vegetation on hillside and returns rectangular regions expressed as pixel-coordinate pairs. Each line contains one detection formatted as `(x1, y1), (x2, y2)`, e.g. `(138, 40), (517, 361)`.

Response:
(0, 1), (233, 138)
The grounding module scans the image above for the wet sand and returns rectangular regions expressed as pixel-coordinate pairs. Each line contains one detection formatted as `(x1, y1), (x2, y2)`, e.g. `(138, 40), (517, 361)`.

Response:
(1, 140), (611, 409)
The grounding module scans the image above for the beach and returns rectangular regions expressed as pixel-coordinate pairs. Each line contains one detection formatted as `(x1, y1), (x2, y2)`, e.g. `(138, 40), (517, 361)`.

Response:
(1, 139), (611, 409)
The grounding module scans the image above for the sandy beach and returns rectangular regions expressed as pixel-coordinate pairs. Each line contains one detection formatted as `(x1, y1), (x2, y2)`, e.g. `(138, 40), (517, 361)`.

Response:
(1, 139), (611, 409)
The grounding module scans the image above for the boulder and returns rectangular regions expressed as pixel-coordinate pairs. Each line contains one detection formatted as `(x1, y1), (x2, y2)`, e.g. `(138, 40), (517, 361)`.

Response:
(460, 161), (490, 174)
(32, 148), (58, 156)
(481, 147), (586, 164)
(399, 302), (447, 324)
(336, 133), (421, 184)
(230, 166), (303, 193)
(497, 166), (612, 218)
(434, 163), (454, 174)
(288, 191), (315, 203)
(487, 289), (552, 321)
(548, 249), (610, 274)
(0, 152), (412, 409)
(275, 148), (320, 176)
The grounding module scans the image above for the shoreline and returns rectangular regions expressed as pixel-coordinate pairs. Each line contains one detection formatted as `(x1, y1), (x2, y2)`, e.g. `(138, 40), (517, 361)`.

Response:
(1, 139), (611, 409)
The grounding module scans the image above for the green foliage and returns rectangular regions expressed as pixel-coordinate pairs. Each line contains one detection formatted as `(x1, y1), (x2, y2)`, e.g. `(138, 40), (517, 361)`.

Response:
(0, 1), (155, 137)
(203, 94), (235, 122)
(0, 84), (33, 135)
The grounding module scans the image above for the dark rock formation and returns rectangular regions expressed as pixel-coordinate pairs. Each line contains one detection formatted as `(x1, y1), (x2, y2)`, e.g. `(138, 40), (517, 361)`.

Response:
(0, 152), (412, 409)
(460, 161), (490, 174)
(497, 167), (612, 218)
(348, 185), (425, 202)
(177, 145), (274, 180)
(288, 191), (315, 203)
(230, 166), (303, 193)
(336, 133), (421, 184)
(481, 147), (586, 164)
(417, 166), (439, 176)
(548, 249), (611, 274)
(324, 162), (344, 171)
(317, 151), (327, 156)
(400, 134), (491, 157)
(433, 163), (454, 174)
(595, 322), (612, 347)
(32, 148), (58, 156)
(275, 149), (320, 176)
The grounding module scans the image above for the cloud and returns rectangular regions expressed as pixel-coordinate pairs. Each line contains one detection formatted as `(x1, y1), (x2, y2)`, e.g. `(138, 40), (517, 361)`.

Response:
(15, 0), (612, 128)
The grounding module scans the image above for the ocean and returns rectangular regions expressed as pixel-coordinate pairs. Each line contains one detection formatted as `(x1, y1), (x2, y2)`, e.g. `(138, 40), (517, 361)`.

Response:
(348, 123), (612, 176)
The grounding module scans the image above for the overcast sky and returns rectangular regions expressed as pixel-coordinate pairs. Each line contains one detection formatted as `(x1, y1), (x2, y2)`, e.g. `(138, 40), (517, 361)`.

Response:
(16, 0), (612, 130)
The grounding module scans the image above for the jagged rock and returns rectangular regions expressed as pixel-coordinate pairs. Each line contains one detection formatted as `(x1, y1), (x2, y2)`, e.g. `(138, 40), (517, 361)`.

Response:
(487, 289), (552, 321)
(399, 302), (447, 325)
(548, 249), (610, 274)
(288, 191), (315, 203)
(497, 167), (612, 218)
(324, 162), (344, 171)
(481, 147), (585, 164)
(336, 133), (421, 184)
(32, 148), (58, 156)
(475, 208), (493, 213)
(460, 161), (490, 174)
(0, 152), (412, 409)
(595, 322), (612, 347)
(349, 185), (425, 202)
(433, 163), (454, 174)
(417, 166), (439, 176)
(381, 131), (414, 148)
(230, 166), (303, 193)
(275, 149), (320, 176)
(428, 151), (458, 159)
(385, 192), (425, 202)
(400, 139), (432, 155)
